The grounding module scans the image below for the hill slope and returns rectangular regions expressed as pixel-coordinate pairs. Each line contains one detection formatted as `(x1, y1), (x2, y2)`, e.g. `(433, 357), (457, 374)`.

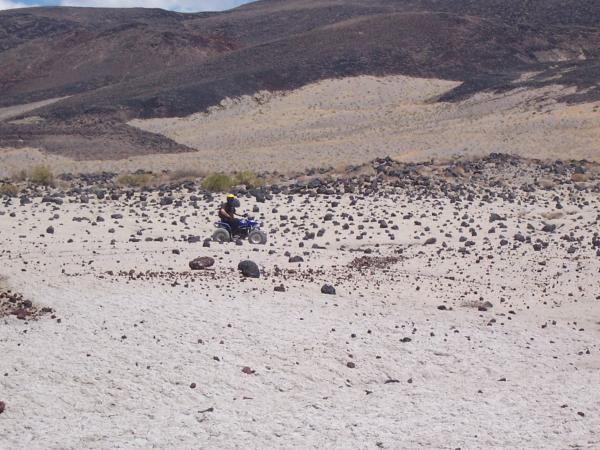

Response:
(1, 1), (600, 160)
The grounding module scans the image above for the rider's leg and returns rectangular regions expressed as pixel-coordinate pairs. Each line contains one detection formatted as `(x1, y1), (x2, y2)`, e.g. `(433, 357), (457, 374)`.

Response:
(232, 218), (241, 234)
(225, 218), (240, 235)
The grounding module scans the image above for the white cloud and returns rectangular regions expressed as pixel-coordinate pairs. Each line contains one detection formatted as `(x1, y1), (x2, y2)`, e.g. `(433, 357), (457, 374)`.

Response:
(0, 0), (30, 9)
(58, 0), (248, 12)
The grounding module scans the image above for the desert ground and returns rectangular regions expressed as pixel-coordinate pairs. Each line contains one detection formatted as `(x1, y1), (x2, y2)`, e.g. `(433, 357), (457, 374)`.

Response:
(2, 75), (600, 178)
(2, 3), (600, 448)
(131, 75), (600, 169)
(1, 154), (599, 449)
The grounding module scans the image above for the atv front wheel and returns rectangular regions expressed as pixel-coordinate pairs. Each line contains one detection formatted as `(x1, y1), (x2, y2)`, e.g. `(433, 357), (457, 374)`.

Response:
(248, 230), (267, 245)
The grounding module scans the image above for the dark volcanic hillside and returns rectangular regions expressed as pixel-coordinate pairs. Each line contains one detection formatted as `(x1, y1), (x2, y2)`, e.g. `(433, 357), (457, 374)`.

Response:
(1, 0), (600, 159)
(0, 8), (233, 105)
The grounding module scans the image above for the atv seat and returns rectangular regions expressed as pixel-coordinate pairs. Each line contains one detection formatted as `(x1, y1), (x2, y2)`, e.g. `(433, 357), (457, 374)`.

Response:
(216, 221), (232, 231)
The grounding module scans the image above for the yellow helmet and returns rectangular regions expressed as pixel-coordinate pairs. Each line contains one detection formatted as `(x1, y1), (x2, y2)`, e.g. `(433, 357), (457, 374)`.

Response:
(227, 193), (236, 200)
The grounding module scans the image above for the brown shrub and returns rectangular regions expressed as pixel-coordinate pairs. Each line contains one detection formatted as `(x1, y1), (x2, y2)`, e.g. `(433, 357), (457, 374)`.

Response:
(0, 183), (19, 197)
(168, 168), (207, 182)
(571, 173), (590, 183)
(29, 166), (54, 186)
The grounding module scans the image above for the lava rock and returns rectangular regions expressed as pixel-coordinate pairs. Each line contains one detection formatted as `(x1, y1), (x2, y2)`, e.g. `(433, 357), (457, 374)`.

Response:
(189, 257), (215, 270)
(41, 196), (63, 205)
(321, 284), (336, 295)
(238, 260), (260, 278)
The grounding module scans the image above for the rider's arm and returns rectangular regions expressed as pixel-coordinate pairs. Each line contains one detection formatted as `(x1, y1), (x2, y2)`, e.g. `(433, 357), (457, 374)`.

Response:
(219, 208), (233, 220)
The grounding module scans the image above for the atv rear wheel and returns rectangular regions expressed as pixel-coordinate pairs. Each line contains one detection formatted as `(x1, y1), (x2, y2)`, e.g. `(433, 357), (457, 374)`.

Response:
(212, 228), (231, 243)
(248, 230), (267, 245)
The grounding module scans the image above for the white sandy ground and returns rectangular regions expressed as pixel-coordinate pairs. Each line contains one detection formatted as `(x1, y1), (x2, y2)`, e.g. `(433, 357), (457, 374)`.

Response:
(1, 166), (599, 448)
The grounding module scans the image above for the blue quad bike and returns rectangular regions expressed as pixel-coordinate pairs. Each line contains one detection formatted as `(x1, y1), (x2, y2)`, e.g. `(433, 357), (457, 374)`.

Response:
(212, 217), (267, 244)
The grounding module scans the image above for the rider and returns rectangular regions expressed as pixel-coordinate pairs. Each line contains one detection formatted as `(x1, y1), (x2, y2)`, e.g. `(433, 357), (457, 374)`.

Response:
(218, 194), (241, 234)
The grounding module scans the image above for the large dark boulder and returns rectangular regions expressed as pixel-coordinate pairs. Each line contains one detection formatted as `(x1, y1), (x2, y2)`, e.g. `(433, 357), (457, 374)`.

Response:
(249, 188), (266, 203)
(189, 257), (215, 270)
(321, 284), (336, 295)
(238, 260), (260, 278)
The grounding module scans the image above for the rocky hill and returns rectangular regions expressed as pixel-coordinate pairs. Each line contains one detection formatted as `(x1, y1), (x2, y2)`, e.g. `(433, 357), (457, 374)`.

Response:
(1, 0), (600, 159)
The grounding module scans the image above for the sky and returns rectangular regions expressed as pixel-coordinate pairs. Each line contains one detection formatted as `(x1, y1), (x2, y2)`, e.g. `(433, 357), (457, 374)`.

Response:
(0, 0), (253, 12)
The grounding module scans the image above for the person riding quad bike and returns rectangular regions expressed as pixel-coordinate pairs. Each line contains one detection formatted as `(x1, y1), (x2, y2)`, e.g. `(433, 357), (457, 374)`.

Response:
(218, 194), (241, 234)
(213, 193), (268, 244)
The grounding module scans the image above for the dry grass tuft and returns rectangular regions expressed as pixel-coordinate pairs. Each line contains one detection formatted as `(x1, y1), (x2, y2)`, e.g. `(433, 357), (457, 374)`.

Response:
(234, 171), (264, 188)
(571, 173), (590, 183)
(0, 182), (19, 197)
(29, 165), (54, 186)
(10, 169), (27, 182)
(202, 173), (235, 192)
(168, 168), (207, 182)
(201, 171), (264, 192)
(116, 173), (155, 187)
